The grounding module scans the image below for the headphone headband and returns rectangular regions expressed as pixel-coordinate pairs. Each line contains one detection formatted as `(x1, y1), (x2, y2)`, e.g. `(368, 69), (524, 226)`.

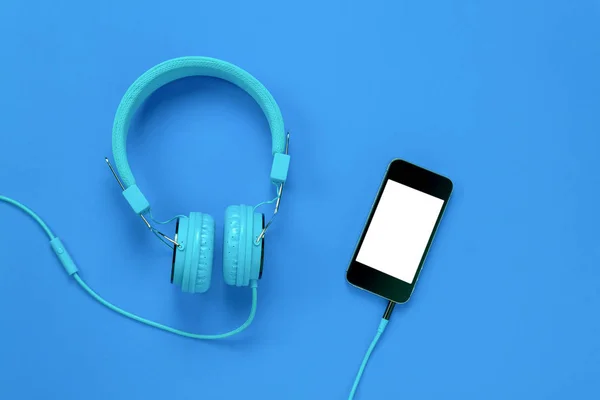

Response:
(110, 56), (290, 218)
(112, 56), (287, 189)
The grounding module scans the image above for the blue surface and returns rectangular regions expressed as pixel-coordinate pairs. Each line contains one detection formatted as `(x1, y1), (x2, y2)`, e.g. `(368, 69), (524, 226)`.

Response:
(0, 1), (599, 399)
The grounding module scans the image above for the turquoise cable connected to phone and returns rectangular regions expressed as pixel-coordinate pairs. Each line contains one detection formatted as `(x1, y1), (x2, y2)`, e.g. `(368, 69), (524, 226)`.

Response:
(348, 303), (395, 399)
(0, 56), (393, 399)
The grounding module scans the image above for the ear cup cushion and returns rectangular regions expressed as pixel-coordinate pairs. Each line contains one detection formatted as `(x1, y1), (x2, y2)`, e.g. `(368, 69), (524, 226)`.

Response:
(223, 205), (264, 286)
(223, 205), (242, 286)
(172, 212), (215, 293)
(191, 212), (215, 293)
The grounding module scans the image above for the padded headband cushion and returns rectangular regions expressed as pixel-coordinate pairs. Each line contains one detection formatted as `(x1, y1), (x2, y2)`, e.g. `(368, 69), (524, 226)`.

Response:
(112, 56), (286, 188)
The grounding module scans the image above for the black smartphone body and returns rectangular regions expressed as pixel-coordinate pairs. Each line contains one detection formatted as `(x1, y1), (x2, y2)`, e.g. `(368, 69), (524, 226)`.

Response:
(346, 159), (453, 304)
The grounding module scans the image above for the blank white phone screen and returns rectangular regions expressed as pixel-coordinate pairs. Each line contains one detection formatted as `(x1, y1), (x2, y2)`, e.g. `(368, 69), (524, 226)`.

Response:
(356, 180), (444, 284)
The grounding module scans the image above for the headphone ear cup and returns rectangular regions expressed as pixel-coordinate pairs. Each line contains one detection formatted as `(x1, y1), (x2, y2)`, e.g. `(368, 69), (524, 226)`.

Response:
(171, 212), (215, 293)
(223, 205), (264, 287)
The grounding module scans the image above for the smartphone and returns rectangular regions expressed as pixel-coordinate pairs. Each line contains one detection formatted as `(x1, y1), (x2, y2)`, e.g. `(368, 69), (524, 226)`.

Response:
(346, 159), (453, 303)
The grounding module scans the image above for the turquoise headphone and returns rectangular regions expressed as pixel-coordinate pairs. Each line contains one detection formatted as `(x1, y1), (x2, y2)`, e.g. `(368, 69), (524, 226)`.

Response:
(109, 56), (290, 295)
(0, 56), (290, 339)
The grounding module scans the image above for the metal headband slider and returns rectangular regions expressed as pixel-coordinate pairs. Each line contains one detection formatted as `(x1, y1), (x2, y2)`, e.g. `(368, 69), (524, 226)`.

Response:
(104, 158), (181, 248)
(255, 132), (290, 245)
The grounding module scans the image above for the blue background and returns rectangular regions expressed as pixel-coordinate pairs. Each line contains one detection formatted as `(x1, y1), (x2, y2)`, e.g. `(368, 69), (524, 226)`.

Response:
(0, 1), (598, 399)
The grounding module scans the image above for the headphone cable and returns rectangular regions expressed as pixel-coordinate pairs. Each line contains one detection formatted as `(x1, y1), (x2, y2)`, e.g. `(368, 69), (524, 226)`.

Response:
(348, 301), (395, 399)
(5, 194), (400, 394)
(0, 195), (257, 340)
